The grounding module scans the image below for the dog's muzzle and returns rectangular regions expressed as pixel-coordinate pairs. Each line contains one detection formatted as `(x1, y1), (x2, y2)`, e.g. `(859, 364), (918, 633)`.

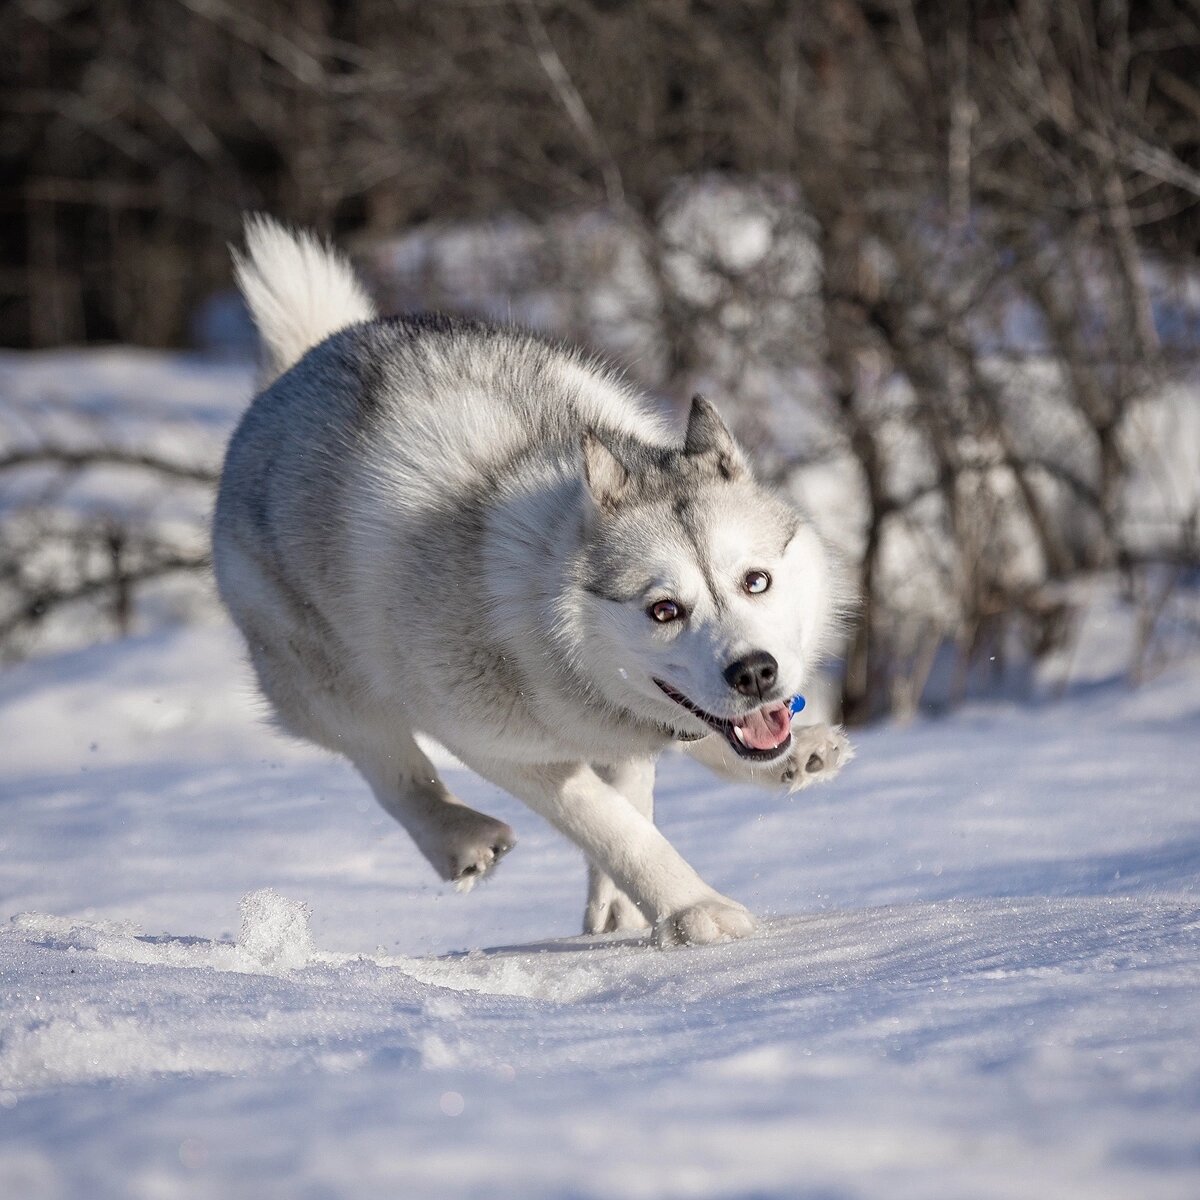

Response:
(653, 678), (793, 762)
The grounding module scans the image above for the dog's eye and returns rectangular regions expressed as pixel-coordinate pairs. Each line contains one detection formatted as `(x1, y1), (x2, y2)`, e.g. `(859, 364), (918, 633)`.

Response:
(743, 570), (771, 595)
(648, 598), (685, 623)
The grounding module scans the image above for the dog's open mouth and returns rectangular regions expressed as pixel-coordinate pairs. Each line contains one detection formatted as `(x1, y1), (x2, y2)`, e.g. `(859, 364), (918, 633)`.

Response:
(653, 678), (793, 761)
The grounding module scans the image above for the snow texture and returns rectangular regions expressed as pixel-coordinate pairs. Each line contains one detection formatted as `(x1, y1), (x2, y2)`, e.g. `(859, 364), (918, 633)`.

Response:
(2, 614), (1199, 1200)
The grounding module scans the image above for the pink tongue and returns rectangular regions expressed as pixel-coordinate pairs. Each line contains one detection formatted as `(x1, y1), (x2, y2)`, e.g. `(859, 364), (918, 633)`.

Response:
(735, 702), (792, 750)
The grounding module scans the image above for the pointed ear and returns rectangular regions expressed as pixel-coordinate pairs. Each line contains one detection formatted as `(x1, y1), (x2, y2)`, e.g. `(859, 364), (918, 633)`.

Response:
(581, 430), (630, 510)
(683, 394), (747, 481)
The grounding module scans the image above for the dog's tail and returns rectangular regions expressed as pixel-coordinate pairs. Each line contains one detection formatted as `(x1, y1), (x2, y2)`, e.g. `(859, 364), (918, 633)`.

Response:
(232, 214), (377, 386)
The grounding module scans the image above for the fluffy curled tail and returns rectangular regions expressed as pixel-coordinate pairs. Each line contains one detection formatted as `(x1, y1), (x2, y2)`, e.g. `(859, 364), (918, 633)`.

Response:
(232, 214), (377, 386)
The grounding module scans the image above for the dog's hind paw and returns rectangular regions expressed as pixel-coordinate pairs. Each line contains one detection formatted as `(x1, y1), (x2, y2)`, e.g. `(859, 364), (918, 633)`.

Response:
(780, 724), (853, 793)
(654, 896), (757, 948)
(436, 811), (516, 891)
(583, 885), (651, 935)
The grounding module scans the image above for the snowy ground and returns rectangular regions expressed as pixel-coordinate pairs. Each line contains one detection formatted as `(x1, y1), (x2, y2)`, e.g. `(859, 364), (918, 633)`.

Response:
(2, 612), (1199, 1199)
(1, 343), (1199, 1198)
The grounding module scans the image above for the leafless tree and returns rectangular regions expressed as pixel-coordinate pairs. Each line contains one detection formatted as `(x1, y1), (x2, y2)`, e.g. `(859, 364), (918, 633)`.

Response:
(2, 0), (1197, 714)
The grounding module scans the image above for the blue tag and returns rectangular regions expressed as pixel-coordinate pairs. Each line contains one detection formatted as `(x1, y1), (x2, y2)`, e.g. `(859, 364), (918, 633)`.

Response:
(788, 694), (806, 715)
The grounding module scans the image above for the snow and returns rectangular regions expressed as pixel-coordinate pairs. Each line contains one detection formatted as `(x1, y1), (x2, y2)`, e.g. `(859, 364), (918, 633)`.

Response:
(2, 614), (1199, 1199)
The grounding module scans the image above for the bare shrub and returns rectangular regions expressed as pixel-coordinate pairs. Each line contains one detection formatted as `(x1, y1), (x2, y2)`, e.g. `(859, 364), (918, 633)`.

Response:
(3, 0), (1198, 715)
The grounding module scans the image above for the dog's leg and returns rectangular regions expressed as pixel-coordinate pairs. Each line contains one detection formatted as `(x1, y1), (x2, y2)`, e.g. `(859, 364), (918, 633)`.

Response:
(583, 760), (655, 935)
(352, 736), (516, 889)
(460, 757), (755, 947)
(682, 724), (853, 793)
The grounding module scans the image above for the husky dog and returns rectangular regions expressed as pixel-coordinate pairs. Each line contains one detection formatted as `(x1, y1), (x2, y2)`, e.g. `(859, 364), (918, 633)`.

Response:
(214, 216), (851, 947)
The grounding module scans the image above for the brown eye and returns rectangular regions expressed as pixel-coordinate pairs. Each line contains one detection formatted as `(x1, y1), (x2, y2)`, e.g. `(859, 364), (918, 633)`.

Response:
(648, 599), (685, 623)
(744, 570), (771, 595)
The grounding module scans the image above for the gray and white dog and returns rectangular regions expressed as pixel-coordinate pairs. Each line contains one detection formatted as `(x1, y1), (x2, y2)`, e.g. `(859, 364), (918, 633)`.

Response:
(214, 216), (851, 947)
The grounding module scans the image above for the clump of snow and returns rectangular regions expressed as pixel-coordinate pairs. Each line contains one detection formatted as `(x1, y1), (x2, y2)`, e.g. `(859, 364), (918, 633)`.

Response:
(237, 889), (313, 973)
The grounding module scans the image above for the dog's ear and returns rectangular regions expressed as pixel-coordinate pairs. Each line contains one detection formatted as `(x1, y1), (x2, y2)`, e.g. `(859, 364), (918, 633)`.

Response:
(581, 430), (630, 510)
(683, 395), (747, 481)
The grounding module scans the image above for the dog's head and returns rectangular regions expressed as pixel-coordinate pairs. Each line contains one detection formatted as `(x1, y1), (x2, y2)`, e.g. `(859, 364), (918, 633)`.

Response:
(571, 396), (841, 763)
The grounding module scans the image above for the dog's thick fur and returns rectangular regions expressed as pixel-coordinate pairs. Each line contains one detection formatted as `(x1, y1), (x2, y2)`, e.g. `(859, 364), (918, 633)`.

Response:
(214, 216), (851, 947)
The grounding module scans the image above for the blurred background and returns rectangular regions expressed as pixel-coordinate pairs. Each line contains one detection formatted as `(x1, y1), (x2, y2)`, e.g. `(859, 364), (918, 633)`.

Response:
(2, 0), (1198, 722)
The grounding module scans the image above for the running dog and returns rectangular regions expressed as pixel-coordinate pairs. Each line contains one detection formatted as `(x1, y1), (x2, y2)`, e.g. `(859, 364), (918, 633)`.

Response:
(213, 217), (852, 947)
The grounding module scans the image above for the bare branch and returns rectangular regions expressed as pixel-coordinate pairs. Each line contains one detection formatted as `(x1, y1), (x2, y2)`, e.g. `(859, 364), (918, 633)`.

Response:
(0, 448), (218, 484)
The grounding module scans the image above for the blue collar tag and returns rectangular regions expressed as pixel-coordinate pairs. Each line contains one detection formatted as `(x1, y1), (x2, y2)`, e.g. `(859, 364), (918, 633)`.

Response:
(788, 694), (806, 716)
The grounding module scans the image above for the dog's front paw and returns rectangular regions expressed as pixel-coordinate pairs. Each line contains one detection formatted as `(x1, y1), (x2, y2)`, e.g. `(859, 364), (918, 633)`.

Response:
(654, 897), (757, 948)
(780, 724), (853, 792)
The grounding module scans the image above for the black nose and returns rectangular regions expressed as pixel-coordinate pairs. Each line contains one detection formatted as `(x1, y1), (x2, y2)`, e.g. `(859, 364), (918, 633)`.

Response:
(723, 651), (778, 698)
